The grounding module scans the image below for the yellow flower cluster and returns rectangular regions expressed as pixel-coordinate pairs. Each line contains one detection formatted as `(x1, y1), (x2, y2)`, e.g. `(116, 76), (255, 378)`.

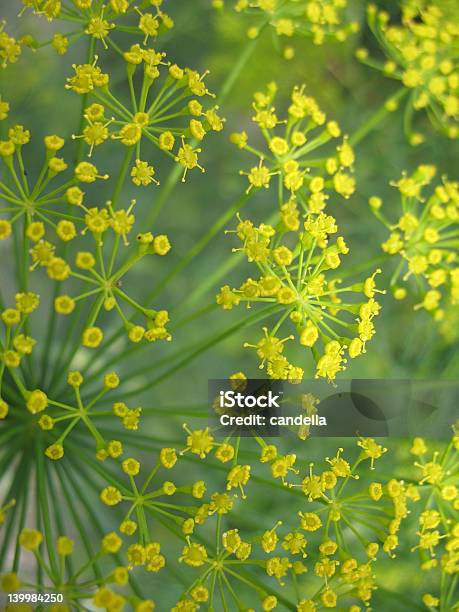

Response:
(358, 3), (459, 141)
(32, 370), (139, 459)
(167, 430), (420, 610)
(67, 49), (225, 182)
(409, 436), (459, 606)
(217, 213), (382, 380)
(0, 293), (39, 375)
(372, 164), (459, 320)
(1, 529), (156, 611)
(99, 447), (215, 557)
(0, 22), (22, 68)
(50, 221), (172, 347)
(217, 86), (377, 382)
(0, 113), (173, 345)
(1, 421), (457, 610)
(233, 0), (359, 52)
(20, 0), (173, 54)
(232, 83), (356, 212)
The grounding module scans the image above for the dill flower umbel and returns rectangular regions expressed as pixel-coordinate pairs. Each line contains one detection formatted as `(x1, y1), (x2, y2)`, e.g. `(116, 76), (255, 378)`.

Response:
(232, 83), (356, 214)
(233, 0), (359, 51)
(9, 528), (155, 610)
(0, 294), (38, 373)
(0, 22), (22, 68)
(174, 516), (280, 609)
(1, 1), (458, 610)
(32, 370), (145, 459)
(359, 3), (459, 141)
(217, 213), (382, 380)
(99, 449), (201, 561)
(67, 48), (224, 182)
(372, 165), (459, 320)
(0, 115), (173, 345)
(408, 435), (458, 601)
(19, 0), (174, 53)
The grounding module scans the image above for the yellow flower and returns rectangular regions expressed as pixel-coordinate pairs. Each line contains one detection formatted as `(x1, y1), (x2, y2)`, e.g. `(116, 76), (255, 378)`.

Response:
(56, 536), (74, 556)
(215, 443), (234, 463)
(48, 157), (68, 173)
(422, 594), (440, 608)
(266, 556), (292, 585)
(369, 482), (383, 501)
(159, 131), (175, 151)
(135, 601), (156, 612)
(66, 186), (85, 205)
(175, 142), (205, 182)
(299, 512), (322, 532)
(45, 444), (64, 460)
(131, 159), (159, 186)
(363, 4), (459, 138)
(13, 334), (36, 355)
(190, 586), (208, 603)
(0, 140), (15, 157)
(163, 481), (176, 496)
(153, 234), (171, 255)
(0, 399), (8, 419)
(0, 97), (10, 121)
(19, 529), (43, 551)
(3, 351), (20, 368)
(127, 543), (147, 566)
(104, 372), (120, 389)
(15, 292), (39, 314)
(67, 371), (83, 388)
(55, 295), (75, 315)
(56, 220), (76, 242)
(47, 257), (71, 281)
(75, 161), (108, 183)
(226, 464), (251, 498)
(38, 415), (54, 431)
(100, 486), (123, 506)
(44, 135), (65, 151)
(120, 520), (137, 535)
(179, 541), (208, 567)
(182, 425), (214, 458)
(82, 326), (103, 348)
(1, 308), (20, 326)
(191, 481), (206, 499)
(113, 566), (129, 585)
(0, 572), (21, 593)
(122, 457), (140, 476)
(357, 438), (387, 469)
(410, 437), (427, 456)
(321, 588), (337, 608)
(262, 595), (277, 611)
(102, 532), (123, 553)
(160, 447), (178, 469)
(26, 222), (45, 242)
(209, 492), (233, 515)
(0, 219), (12, 240)
(52, 33), (68, 55)
(26, 389), (48, 414)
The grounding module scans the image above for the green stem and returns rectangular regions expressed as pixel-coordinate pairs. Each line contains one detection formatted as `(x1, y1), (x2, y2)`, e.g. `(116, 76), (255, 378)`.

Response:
(350, 87), (408, 146)
(146, 192), (252, 304)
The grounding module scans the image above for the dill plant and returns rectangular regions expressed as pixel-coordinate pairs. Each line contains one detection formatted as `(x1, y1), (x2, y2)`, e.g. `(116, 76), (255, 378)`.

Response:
(0, 1), (458, 611)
